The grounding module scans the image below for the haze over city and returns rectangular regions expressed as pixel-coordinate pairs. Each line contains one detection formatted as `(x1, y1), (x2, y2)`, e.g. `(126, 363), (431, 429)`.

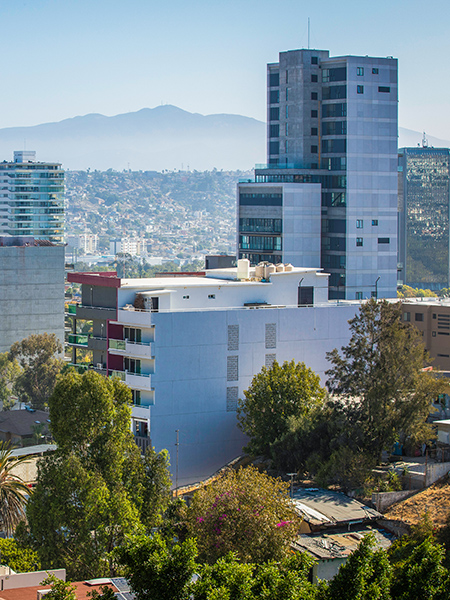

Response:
(0, 0), (449, 141)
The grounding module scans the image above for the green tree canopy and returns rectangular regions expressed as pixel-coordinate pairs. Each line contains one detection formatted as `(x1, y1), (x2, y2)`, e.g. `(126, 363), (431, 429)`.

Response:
(185, 466), (300, 564)
(9, 333), (63, 410)
(0, 352), (21, 410)
(26, 370), (159, 579)
(0, 442), (32, 536)
(0, 538), (40, 572)
(237, 360), (326, 456)
(326, 299), (447, 459)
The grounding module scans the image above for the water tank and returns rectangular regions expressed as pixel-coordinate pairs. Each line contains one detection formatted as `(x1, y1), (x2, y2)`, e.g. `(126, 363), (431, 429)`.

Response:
(275, 263), (285, 272)
(237, 258), (250, 280)
(255, 264), (264, 278)
(284, 263), (294, 271)
(264, 263), (276, 278)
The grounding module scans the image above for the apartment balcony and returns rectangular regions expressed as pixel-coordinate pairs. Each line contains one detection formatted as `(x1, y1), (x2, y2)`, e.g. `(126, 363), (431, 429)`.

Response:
(67, 333), (88, 347)
(88, 336), (108, 352)
(67, 334), (107, 352)
(76, 305), (116, 320)
(110, 370), (153, 391)
(116, 308), (153, 327)
(134, 435), (151, 455)
(67, 363), (107, 376)
(109, 339), (153, 358)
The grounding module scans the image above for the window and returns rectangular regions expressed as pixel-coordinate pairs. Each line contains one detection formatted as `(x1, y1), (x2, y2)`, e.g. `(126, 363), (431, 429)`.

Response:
(356, 292), (363, 300)
(378, 238), (390, 244)
(285, 140), (289, 153)
(269, 72), (279, 87)
(269, 90), (279, 104)
(433, 314), (437, 319)
(182, 295), (189, 299)
(311, 127), (318, 136)
(208, 294), (216, 299)
(286, 105), (289, 119)
(269, 124), (279, 138)
(311, 109), (318, 118)
(378, 86), (390, 93)
(270, 107), (279, 121)
(372, 219), (378, 226)
(372, 67), (379, 74)
(432, 331), (437, 337)
(356, 237), (363, 247)
(403, 312), (410, 322)
(357, 85), (364, 94)
(285, 70), (289, 84)
(322, 85), (346, 100)
(131, 390), (141, 406)
(356, 219), (363, 228)
(285, 123), (289, 136)
(269, 141), (279, 155)
(311, 145), (318, 154)
(124, 327), (142, 343)
(311, 92), (318, 100)
(311, 56), (318, 65)
(311, 74), (318, 83)
(357, 67), (364, 76)
(415, 313), (424, 322)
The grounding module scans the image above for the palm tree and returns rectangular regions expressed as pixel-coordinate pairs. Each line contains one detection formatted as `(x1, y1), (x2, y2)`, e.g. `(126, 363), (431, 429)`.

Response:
(0, 442), (31, 536)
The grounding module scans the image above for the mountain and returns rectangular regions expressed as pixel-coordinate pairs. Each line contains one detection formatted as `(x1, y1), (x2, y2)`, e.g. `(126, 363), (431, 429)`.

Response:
(0, 105), (448, 171)
(0, 105), (266, 171)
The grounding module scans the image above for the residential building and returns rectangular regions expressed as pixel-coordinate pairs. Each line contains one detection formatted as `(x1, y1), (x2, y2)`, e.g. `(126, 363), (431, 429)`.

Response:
(110, 237), (148, 257)
(67, 261), (359, 486)
(66, 233), (98, 254)
(0, 236), (65, 352)
(398, 146), (450, 289)
(401, 298), (450, 373)
(0, 151), (64, 243)
(238, 48), (398, 300)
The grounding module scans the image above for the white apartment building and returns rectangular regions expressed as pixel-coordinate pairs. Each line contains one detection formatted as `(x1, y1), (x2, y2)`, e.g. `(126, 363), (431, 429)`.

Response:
(68, 261), (359, 486)
(66, 233), (98, 254)
(110, 237), (148, 257)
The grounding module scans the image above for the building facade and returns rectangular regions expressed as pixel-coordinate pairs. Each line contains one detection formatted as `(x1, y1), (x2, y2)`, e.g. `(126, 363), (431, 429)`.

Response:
(0, 237), (65, 352)
(67, 262), (358, 487)
(0, 151), (64, 243)
(238, 49), (398, 300)
(398, 147), (450, 290)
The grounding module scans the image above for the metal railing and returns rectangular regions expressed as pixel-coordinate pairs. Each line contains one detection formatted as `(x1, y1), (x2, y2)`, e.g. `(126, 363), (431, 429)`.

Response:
(67, 334), (88, 346)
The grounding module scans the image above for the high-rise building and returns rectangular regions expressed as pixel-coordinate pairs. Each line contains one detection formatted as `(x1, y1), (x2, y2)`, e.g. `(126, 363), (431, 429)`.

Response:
(238, 49), (398, 299)
(0, 151), (64, 243)
(398, 146), (450, 290)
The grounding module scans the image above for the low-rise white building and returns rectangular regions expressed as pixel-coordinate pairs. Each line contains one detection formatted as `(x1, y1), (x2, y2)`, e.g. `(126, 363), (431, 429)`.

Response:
(68, 261), (359, 486)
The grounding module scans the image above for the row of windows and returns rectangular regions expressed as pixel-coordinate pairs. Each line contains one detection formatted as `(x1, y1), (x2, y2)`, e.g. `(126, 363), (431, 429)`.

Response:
(272, 85), (392, 103)
(356, 237), (390, 246)
(357, 85), (391, 94)
(239, 252), (282, 265)
(239, 193), (282, 206)
(239, 218), (282, 233)
(357, 67), (380, 76)
(268, 123), (346, 138)
(356, 219), (378, 228)
(322, 139), (347, 154)
(239, 235), (282, 251)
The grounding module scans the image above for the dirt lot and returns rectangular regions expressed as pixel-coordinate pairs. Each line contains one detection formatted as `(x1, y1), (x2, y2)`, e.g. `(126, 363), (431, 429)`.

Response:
(384, 476), (450, 528)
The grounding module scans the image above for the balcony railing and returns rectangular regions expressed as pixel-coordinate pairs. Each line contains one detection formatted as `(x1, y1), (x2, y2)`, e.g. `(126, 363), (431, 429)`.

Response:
(67, 333), (88, 346)
(67, 304), (77, 314)
(134, 435), (151, 455)
(110, 339), (126, 351)
(110, 370), (126, 381)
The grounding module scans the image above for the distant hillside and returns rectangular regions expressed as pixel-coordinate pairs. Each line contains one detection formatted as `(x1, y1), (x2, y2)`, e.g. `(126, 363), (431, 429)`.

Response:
(0, 105), (266, 171)
(0, 105), (448, 171)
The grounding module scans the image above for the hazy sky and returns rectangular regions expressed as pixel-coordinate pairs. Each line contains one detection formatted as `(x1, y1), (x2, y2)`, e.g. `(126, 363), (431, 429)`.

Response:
(1, 0), (449, 138)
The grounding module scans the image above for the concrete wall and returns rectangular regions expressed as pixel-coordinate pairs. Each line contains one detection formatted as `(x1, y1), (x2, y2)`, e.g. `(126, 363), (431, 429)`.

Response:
(426, 462), (450, 487)
(0, 245), (65, 352)
(146, 303), (357, 487)
(0, 569), (65, 590)
(372, 490), (417, 512)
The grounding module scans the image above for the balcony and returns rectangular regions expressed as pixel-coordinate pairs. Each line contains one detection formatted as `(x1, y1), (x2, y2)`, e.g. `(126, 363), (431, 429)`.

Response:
(88, 336), (108, 352)
(66, 304), (78, 315)
(109, 339), (153, 358)
(109, 370), (153, 391)
(116, 308), (153, 327)
(67, 333), (88, 347)
(76, 305), (116, 320)
(134, 435), (151, 455)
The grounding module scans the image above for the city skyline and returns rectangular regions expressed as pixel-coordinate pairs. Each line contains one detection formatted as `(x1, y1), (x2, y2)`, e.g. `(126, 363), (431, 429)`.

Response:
(0, 0), (449, 140)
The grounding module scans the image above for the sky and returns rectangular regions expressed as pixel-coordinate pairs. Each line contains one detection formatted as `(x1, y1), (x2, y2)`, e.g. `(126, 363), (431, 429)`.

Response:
(0, 0), (449, 138)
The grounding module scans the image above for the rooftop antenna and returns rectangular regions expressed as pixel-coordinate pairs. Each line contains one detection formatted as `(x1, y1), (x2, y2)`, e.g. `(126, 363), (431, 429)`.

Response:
(422, 132), (428, 148)
(308, 17), (310, 49)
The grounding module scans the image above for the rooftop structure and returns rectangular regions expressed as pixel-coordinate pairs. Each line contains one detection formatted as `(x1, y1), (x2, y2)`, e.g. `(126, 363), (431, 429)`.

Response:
(0, 151), (64, 243)
(67, 262), (359, 486)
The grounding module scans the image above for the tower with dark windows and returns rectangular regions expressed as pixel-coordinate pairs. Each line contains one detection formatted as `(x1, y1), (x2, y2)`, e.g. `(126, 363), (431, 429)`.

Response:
(398, 146), (450, 290)
(237, 49), (398, 300)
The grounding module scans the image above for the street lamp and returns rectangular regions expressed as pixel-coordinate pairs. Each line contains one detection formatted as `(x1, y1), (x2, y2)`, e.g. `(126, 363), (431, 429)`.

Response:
(374, 276), (380, 300)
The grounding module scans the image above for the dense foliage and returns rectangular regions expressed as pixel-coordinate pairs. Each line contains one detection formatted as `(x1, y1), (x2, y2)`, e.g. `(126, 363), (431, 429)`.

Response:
(185, 466), (300, 564)
(237, 360), (326, 456)
(0, 442), (33, 536)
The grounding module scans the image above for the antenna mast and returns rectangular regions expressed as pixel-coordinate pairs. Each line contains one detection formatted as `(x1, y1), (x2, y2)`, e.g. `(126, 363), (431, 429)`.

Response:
(308, 18), (310, 49)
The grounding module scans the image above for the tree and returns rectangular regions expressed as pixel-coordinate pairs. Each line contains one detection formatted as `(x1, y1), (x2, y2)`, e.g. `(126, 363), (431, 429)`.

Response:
(324, 534), (392, 600)
(26, 370), (146, 579)
(0, 442), (32, 536)
(141, 446), (172, 528)
(116, 533), (198, 600)
(390, 537), (450, 600)
(326, 299), (447, 459)
(0, 352), (21, 410)
(237, 360), (326, 456)
(9, 333), (63, 410)
(185, 466), (300, 564)
(0, 538), (40, 572)
(40, 574), (77, 600)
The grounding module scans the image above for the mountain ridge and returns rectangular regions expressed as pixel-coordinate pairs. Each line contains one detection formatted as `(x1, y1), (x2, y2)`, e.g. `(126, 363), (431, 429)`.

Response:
(0, 105), (448, 171)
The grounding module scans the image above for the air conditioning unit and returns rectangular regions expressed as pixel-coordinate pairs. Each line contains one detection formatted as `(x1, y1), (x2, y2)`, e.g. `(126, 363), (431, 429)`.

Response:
(96, 363), (103, 369)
